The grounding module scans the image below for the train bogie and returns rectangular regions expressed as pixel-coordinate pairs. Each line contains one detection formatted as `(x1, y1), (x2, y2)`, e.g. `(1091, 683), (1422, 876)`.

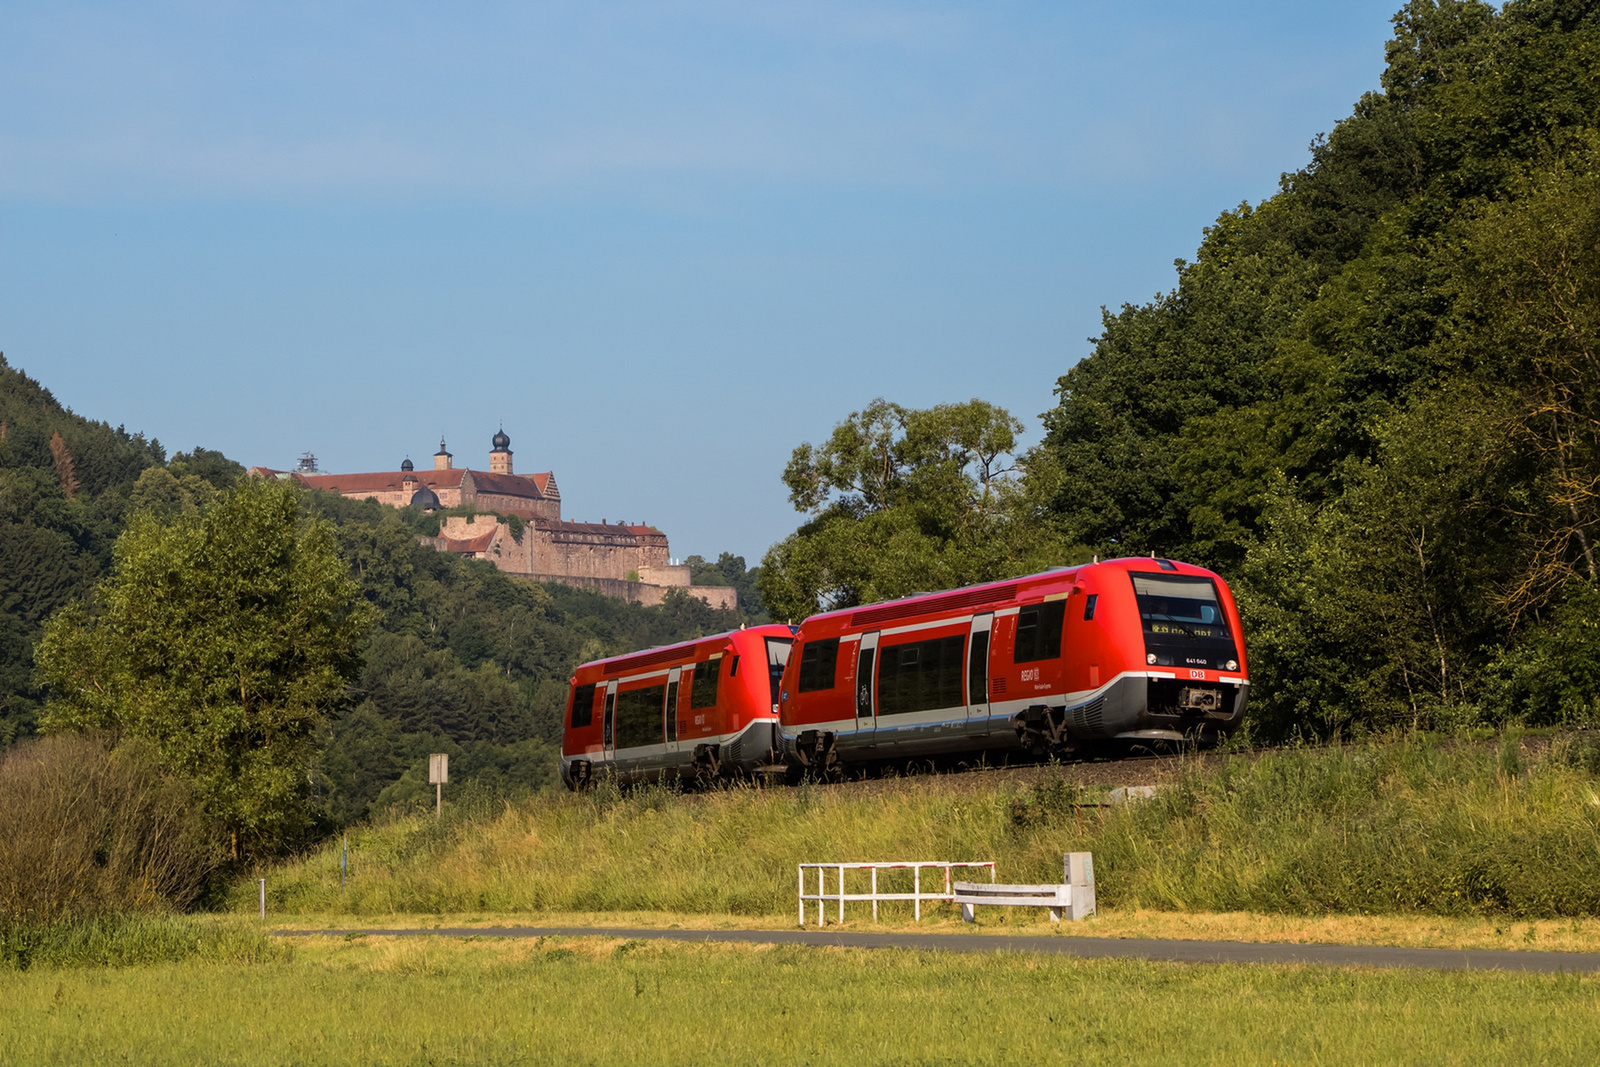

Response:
(561, 625), (796, 789)
(777, 558), (1248, 771)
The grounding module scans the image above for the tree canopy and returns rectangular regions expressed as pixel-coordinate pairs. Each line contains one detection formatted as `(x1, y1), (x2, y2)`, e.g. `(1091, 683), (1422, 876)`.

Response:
(759, 398), (1072, 621)
(36, 477), (374, 858)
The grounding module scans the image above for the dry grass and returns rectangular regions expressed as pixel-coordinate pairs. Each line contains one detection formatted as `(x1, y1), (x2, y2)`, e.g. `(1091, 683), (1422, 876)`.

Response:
(269, 906), (1600, 954)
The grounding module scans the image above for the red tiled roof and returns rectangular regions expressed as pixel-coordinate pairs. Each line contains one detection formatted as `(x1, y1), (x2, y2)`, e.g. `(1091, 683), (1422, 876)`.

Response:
(537, 519), (651, 538)
(293, 467), (557, 502)
(528, 472), (557, 496)
(297, 469), (469, 493)
(466, 470), (550, 498)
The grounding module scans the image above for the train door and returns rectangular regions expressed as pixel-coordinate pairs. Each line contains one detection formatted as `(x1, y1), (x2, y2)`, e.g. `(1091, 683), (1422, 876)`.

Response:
(966, 614), (994, 737)
(602, 680), (618, 766)
(854, 632), (879, 745)
(663, 668), (683, 770)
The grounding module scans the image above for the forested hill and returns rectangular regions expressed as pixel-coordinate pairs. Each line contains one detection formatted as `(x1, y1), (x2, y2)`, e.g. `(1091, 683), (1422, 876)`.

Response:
(0, 355), (763, 818)
(0, 355), (164, 742)
(1035, 0), (1600, 736)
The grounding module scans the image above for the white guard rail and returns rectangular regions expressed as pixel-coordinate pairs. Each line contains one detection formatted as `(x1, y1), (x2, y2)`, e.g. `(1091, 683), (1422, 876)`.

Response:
(797, 861), (996, 927)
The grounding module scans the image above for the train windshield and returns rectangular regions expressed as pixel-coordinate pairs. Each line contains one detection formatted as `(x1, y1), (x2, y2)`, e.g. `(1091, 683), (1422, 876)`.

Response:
(1130, 573), (1238, 670)
(765, 638), (793, 706)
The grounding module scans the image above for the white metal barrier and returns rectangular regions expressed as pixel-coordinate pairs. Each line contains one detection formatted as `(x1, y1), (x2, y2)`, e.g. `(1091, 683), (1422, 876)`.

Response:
(797, 861), (996, 926)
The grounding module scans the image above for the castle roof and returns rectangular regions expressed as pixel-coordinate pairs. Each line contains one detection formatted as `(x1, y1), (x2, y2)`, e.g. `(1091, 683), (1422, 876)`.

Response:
(291, 467), (558, 501)
(295, 469), (469, 494)
(537, 518), (664, 538)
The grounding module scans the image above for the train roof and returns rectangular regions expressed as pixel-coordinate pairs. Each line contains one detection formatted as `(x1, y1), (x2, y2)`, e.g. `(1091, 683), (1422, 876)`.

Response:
(574, 623), (796, 680)
(798, 558), (1223, 631)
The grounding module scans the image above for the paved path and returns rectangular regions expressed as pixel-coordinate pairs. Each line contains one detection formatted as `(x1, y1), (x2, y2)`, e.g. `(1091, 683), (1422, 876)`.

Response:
(274, 926), (1600, 974)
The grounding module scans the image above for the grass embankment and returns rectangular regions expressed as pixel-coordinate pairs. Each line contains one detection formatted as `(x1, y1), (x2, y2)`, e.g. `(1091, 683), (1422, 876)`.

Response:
(0, 915), (283, 970)
(248, 734), (1600, 921)
(5, 935), (1600, 1064)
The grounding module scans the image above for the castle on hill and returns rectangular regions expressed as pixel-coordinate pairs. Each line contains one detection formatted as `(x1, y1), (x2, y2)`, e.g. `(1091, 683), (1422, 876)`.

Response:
(252, 429), (735, 610)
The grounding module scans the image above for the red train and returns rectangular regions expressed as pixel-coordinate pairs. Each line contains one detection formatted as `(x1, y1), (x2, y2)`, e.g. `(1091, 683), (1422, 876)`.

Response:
(561, 557), (1247, 787)
(560, 624), (795, 788)
(778, 558), (1248, 774)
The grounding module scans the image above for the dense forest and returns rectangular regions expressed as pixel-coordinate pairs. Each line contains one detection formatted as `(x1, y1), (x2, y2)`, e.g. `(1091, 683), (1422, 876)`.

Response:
(762, 0), (1600, 739)
(0, 354), (763, 830)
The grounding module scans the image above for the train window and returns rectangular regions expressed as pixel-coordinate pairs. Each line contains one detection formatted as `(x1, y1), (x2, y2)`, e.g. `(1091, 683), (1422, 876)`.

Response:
(878, 634), (965, 715)
(730, 655), (740, 677)
(765, 638), (793, 705)
(570, 683), (596, 729)
(690, 656), (722, 709)
(797, 638), (840, 693)
(1083, 594), (1098, 621)
(1014, 600), (1066, 663)
(1130, 574), (1231, 638)
(614, 684), (667, 748)
(665, 680), (679, 742)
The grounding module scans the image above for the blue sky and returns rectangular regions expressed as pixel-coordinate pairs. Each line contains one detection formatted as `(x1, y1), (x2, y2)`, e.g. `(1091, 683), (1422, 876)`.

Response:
(1, 1), (1399, 563)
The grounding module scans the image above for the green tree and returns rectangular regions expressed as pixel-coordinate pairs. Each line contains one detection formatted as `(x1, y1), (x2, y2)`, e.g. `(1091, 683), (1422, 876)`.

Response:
(760, 398), (1070, 620)
(35, 477), (375, 859)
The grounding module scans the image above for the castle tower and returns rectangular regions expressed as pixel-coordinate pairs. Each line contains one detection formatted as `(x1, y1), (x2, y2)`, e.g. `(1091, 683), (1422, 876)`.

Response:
(434, 437), (453, 471)
(490, 426), (513, 475)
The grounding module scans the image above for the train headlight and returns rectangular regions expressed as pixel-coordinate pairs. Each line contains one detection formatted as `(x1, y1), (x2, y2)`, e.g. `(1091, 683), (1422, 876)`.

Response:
(1226, 660), (1238, 672)
(1147, 653), (1157, 665)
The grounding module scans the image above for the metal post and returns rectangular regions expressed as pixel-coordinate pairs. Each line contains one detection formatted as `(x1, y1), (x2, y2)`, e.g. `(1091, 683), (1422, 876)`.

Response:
(914, 865), (921, 922)
(871, 866), (878, 922)
(258, 878), (265, 920)
(837, 865), (844, 925)
(436, 780), (442, 819)
(797, 865), (804, 927)
(816, 867), (824, 928)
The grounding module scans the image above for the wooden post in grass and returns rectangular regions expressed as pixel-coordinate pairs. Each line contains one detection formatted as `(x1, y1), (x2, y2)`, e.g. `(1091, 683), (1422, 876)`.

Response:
(259, 878), (265, 920)
(429, 753), (448, 818)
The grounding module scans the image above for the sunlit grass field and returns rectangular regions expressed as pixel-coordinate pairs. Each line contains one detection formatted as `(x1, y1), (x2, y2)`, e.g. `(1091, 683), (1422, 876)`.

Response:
(4, 933), (1600, 1065)
(243, 734), (1600, 921)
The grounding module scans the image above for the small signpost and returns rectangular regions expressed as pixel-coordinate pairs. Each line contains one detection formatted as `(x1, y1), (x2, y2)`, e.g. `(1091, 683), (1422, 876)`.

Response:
(429, 753), (448, 818)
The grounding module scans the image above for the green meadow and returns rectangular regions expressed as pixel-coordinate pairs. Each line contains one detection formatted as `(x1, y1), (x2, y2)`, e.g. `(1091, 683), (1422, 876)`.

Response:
(5, 934), (1600, 1066)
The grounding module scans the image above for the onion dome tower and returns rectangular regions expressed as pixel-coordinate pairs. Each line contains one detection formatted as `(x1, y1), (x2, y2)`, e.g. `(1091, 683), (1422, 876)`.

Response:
(490, 425), (513, 475)
(401, 457), (414, 472)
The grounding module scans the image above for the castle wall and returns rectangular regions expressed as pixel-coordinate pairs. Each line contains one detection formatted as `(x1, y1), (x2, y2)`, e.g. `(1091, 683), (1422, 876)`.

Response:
(472, 492), (560, 521)
(529, 574), (738, 610)
(425, 515), (736, 610)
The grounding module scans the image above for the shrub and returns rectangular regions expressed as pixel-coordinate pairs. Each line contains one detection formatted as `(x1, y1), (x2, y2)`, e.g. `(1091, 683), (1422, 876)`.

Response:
(0, 734), (219, 923)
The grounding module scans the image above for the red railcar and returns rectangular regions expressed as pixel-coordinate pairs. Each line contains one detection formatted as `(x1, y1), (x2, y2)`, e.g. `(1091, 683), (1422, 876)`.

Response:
(778, 558), (1248, 772)
(561, 625), (796, 789)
